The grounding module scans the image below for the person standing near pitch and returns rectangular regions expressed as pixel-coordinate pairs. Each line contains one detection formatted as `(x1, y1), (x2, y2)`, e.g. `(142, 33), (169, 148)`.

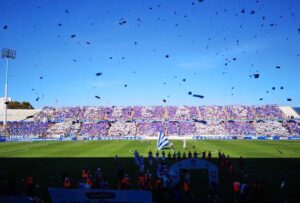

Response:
(169, 141), (174, 150)
(183, 139), (186, 149)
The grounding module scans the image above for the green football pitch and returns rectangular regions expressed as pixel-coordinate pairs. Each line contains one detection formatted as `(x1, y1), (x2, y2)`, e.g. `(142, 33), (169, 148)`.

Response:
(0, 140), (299, 202)
(0, 140), (300, 157)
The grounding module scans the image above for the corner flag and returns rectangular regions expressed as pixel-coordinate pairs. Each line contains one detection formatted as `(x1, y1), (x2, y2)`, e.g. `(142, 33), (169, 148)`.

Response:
(157, 132), (169, 150)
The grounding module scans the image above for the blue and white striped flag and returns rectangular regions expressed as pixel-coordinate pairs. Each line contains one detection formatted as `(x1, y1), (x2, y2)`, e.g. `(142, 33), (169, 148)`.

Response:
(157, 131), (169, 150)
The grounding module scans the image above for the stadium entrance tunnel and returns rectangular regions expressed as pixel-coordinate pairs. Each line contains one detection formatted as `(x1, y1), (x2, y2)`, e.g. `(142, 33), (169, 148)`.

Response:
(169, 158), (219, 188)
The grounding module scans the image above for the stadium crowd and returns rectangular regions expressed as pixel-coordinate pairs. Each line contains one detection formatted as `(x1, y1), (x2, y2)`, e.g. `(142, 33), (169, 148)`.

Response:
(34, 105), (286, 122)
(1, 105), (299, 137)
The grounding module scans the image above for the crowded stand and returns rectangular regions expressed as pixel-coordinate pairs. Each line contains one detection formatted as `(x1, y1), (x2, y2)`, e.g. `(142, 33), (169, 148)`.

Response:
(108, 122), (137, 136)
(224, 121), (256, 136)
(0, 124), (5, 135)
(178, 122), (196, 135)
(2, 105), (300, 137)
(34, 105), (287, 122)
(198, 106), (227, 120)
(35, 106), (83, 122)
(7, 121), (49, 137)
(79, 122), (110, 137)
(253, 121), (290, 136)
(80, 107), (103, 121)
(283, 120), (300, 135)
(195, 121), (227, 135)
(47, 122), (81, 137)
(136, 122), (164, 136)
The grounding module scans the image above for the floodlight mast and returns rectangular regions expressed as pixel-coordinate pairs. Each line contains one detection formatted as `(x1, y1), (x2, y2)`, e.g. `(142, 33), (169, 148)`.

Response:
(1, 48), (16, 127)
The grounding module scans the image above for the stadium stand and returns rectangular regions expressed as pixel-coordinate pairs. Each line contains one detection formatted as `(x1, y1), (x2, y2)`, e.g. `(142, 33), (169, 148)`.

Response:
(2, 105), (300, 137)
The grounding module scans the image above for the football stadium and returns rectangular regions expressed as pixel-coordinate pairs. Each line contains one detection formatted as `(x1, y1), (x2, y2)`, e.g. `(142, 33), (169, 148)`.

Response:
(1, 0), (300, 203)
(1, 105), (300, 202)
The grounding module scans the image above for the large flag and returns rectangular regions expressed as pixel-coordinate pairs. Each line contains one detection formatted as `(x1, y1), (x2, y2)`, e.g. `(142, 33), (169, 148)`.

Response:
(157, 131), (169, 150)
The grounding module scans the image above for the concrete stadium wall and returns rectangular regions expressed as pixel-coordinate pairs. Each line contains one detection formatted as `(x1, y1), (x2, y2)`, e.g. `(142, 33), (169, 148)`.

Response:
(279, 106), (299, 119)
(0, 109), (41, 122)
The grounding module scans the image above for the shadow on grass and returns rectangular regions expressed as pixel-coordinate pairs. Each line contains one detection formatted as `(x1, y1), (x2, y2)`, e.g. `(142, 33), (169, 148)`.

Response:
(0, 158), (299, 202)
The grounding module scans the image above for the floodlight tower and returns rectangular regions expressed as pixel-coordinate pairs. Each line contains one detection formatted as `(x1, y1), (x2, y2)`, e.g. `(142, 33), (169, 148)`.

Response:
(1, 48), (16, 127)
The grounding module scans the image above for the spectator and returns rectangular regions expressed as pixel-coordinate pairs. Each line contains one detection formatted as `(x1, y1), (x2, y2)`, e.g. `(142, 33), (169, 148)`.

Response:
(121, 174), (130, 189)
(25, 174), (34, 196)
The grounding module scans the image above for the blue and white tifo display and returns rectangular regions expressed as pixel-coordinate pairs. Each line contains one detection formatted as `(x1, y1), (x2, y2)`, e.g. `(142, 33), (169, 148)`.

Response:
(157, 132), (169, 150)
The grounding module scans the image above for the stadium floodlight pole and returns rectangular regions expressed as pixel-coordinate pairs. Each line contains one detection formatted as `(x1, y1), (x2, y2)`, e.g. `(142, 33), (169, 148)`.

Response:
(1, 48), (16, 127)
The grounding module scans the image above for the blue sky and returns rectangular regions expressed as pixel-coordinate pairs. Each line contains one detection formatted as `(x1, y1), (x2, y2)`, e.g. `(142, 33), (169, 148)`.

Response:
(0, 0), (299, 108)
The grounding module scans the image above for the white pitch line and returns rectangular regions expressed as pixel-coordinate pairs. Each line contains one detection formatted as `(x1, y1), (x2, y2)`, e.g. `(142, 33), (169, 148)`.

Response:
(0, 142), (50, 154)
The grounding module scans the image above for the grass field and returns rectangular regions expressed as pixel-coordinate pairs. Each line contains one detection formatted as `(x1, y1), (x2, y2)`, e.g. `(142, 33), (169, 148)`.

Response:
(1, 140), (300, 158)
(0, 140), (300, 202)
